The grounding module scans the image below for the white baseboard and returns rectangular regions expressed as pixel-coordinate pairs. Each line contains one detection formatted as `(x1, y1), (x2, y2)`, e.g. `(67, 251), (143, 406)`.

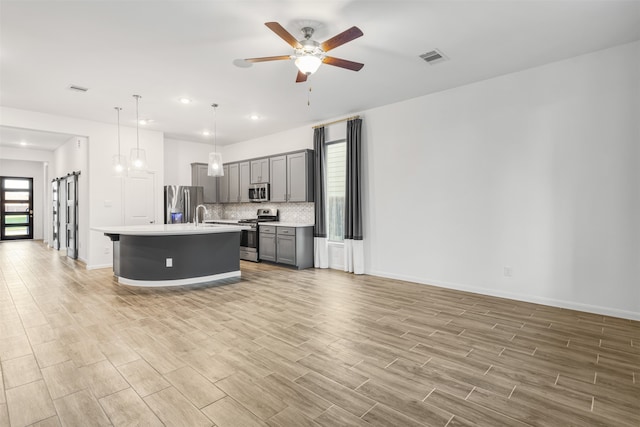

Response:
(86, 263), (112, 270)
(368, 269), (640, 321)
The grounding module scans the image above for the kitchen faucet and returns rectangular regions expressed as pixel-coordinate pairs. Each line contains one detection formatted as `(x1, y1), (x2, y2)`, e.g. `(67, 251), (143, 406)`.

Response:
(195, 204), (207, 227)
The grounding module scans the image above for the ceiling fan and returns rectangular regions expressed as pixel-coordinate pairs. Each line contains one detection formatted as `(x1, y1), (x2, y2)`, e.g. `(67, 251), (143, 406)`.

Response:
(245, 22), (364, 83)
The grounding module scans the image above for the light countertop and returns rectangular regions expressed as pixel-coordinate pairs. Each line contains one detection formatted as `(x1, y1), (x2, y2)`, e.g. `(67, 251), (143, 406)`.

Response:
(203, 219), (242, 224)
(258, 222), (315, 227)
(93, 223), (249, 236)
(204, 219), (315, 228)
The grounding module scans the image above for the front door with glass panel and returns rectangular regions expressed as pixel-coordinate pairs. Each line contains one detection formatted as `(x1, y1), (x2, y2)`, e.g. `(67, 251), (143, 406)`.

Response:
(1, 177), (34, 240)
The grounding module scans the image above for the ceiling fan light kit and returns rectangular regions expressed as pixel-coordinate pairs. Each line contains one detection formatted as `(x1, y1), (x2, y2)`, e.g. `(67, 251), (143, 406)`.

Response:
(295, 55), (322, 75)
(245, 22), (364, 82)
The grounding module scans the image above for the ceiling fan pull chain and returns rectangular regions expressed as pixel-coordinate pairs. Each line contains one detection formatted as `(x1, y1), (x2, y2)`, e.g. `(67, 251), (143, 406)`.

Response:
(308, 87), (312, 106)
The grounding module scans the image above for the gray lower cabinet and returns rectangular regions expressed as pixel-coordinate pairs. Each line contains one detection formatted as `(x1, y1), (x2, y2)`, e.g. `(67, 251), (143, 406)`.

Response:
(258, 225), (277, 262)
(259, 225), (313, 269)
(191, 163), (218, 203)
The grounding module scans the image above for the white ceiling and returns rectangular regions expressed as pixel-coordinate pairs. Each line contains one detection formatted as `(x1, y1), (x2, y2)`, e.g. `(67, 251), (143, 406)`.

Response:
(1, 1), (639, 147)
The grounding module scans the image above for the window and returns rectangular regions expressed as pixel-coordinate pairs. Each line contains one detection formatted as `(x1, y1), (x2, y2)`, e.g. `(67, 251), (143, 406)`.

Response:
(326, 141), (346, 242)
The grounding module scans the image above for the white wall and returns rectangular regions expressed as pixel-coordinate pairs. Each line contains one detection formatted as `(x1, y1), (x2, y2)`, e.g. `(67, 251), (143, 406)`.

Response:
(221, 126), (313, 164)
(220, 41), (640, 319)
(164, 138), (214, 185)
(363, 41), (639, 319)
(0, 108), (164, 268)
(0, 159), (46, 240)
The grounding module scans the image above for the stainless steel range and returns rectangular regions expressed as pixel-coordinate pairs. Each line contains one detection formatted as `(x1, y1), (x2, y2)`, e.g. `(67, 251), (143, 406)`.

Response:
(237, 208), (278, 262)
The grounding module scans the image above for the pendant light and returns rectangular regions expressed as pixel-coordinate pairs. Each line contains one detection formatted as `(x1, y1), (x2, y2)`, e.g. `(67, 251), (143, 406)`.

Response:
(112, 107), (127, 176)
(207, 103), (224, 177)
(130, 94), (147, 171)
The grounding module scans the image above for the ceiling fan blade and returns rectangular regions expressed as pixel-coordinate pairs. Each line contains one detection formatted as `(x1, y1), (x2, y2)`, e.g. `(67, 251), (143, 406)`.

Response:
(320, 26), (363, 52)
(244, 55), (291, 63)
(265, 22), (302, 49)
(323, 56), (364, 71)
(296, 70), (308, 83)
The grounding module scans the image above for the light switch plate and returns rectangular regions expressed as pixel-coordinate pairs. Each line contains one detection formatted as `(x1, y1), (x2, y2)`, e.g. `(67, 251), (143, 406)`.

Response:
(166, 258), (173, 267)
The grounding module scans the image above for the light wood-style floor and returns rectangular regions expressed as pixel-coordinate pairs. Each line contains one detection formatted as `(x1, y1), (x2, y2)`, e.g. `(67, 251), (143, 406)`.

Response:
(0, 241), (638, 427)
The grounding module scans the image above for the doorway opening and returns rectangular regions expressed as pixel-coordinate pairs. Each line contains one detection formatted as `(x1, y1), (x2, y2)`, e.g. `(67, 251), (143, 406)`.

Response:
(1, 176), (34, 240)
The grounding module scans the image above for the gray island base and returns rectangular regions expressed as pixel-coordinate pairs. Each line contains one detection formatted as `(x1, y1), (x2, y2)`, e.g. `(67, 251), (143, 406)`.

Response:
(94, 224), (248, 287)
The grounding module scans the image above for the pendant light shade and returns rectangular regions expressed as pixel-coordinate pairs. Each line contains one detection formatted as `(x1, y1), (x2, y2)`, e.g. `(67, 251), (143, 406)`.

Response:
(207, 103), (224, 177)
(112, 106), (127, 177)
(208, 152), (223, 176)
(130, 94), (148, 171)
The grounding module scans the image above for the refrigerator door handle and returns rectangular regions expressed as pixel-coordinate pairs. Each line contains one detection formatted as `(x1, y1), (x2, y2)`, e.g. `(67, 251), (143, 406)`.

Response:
(183, 189), (190, 223)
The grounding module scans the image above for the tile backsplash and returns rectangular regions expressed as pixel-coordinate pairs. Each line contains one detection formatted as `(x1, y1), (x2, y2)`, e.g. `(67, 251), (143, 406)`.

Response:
(204, 202), (315, 224)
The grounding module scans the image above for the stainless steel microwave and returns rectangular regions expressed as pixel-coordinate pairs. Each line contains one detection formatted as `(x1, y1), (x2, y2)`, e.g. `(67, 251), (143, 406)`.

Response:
(248, 183), (269, 202)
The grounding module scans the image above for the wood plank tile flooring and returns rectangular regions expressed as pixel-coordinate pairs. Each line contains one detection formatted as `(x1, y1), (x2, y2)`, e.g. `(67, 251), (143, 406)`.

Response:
(1, 240), (639, 426)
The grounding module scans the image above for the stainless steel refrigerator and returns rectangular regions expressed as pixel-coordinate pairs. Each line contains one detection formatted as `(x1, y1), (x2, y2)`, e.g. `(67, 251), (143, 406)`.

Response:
(164, 185), (204, 224)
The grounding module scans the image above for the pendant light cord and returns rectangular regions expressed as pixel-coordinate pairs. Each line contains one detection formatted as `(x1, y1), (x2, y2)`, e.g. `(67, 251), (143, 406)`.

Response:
(212, 103), (219, 151)
(115, 107), (122, 155)
(133, 95), (141, 151)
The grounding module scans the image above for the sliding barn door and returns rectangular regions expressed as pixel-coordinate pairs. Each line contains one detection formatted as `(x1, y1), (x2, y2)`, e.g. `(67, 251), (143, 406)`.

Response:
(65, 174), (79, 259)
(51, 179), (60, 249)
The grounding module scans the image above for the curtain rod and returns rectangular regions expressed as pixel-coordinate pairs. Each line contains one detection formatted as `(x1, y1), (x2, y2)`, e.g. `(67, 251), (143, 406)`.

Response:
(312, 115), (360, 129)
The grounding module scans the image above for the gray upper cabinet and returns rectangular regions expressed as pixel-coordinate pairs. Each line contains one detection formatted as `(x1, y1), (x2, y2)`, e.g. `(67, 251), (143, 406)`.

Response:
(239, 161), (250, 203)
(216, 149), (313, 204)
(270, 150), (314, 202)
(191, 163), (218, 203)
(269, 155), (287, 202)
(287, 151), (313, 202)
(228, 163), (240, 203)
(220, 164), (230, 203)
(250, 159), (269, 184)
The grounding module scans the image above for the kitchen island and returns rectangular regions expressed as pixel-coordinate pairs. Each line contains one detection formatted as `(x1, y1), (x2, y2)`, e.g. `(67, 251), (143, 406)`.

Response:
(94, 223), (249, 287)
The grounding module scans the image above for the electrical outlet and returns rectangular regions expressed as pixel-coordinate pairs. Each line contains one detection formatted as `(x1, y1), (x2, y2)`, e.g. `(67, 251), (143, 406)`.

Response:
(504, 266), (513, 277)
(166, 258), (173, 268)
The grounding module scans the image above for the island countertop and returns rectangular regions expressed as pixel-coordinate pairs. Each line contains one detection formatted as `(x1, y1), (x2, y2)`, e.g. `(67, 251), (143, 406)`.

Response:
(93, 223), (250, 236)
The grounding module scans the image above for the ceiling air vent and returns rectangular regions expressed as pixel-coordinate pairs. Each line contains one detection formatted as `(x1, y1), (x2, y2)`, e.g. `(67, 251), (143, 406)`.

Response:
(68, 85), (89, 92)
(419, 49), (448, 65)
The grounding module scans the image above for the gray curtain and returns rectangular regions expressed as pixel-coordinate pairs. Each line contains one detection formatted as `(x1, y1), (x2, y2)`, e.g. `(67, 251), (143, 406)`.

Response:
(345, 119), (362, 241)
(313, 127), (326, 239)
(313, 126), (329, 268)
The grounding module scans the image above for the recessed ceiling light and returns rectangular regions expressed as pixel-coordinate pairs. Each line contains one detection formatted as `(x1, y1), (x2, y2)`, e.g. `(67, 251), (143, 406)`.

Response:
(19, 141), (27, 146)
(179, 97), (191, 104)
(250, 114), (260, 120)
(202, 130), (211, 136)
(138, 119), (153, 125)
